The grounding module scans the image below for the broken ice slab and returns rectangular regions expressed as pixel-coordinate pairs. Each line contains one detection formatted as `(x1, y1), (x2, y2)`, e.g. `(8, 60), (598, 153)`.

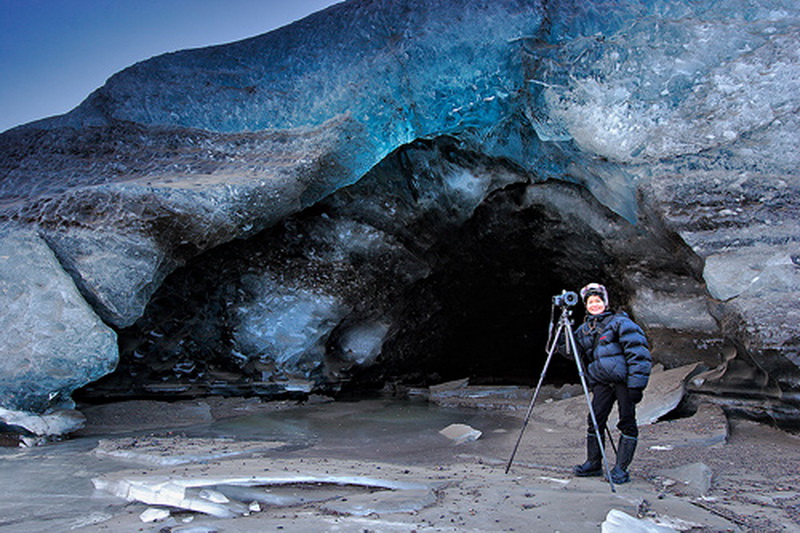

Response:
(635, 363), (699, 425)
(602, 509), (683, 532)
(429, 378), (532, 409)
(0, 407), (86, 445)
(656, 462), (714, 497)
(429, 378), (470, 393)
(92, 457), (437, 518)
(211, 483), (366, 507)
(428, 378), (600, 412)
(439, 423), (482, 444)
(92, 475), (254, 518)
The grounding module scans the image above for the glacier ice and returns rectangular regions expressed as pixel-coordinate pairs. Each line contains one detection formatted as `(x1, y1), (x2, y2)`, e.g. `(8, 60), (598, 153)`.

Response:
(233, 273), (348, 373)
(0, 226), (117, 414)
(0, 0), (798, 418)
(337, 321), (391, 365)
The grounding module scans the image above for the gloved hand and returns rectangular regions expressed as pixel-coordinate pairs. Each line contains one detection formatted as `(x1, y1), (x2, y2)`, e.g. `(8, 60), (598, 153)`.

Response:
(628, 388), (644, 404)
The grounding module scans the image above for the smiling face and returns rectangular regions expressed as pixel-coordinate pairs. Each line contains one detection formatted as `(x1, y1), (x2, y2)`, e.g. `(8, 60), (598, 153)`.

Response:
(585, 295), (606, 316)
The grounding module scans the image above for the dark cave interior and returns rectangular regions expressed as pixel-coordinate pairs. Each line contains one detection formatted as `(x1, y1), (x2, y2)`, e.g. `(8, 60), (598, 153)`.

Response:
(76, 188), (630, 402)
(366, 183), (625, 388)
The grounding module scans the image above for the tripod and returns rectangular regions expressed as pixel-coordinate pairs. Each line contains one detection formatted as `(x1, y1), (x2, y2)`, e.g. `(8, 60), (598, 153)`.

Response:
(505, 303), (616, 493)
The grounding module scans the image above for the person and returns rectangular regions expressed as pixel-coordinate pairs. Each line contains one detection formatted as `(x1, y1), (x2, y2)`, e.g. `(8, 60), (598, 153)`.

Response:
(569, 282), (652, 484)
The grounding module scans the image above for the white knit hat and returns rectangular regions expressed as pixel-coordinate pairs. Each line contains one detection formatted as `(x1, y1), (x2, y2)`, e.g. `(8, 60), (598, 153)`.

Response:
(580, 283), (609, 308)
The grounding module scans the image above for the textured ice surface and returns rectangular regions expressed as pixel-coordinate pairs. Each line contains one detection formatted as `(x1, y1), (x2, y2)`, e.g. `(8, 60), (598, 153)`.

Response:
(233, 273), (348, 372)
(337, 321), (390, 365)
(61, 2), (541, 149)
(46, 0), (798, 197)
(0, 227), (117, 413)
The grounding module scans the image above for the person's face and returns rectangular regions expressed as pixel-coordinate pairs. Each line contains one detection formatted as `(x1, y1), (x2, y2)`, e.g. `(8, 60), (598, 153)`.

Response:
(585, 295), (606, 315)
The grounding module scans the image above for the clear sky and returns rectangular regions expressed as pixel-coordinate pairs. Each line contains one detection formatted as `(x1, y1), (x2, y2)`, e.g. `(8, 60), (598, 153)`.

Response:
(0, 0), (341, 132)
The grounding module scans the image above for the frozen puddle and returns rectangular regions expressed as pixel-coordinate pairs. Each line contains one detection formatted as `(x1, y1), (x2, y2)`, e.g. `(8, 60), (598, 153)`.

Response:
(92, 456), (439, 520)
(93, 434), (287, 465)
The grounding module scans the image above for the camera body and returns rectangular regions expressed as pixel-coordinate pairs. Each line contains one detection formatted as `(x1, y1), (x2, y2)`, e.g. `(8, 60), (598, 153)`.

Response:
(553, 290), (579, 308)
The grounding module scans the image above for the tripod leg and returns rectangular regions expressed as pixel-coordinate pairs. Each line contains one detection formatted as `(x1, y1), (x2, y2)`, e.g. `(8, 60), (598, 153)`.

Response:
(505, 320), (565, 474)
(605, 426), (617, 455)
(565, 325), (616, 493)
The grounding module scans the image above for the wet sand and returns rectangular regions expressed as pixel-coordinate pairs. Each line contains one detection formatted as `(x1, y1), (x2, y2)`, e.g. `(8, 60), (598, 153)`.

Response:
(1, 389), (798, 533)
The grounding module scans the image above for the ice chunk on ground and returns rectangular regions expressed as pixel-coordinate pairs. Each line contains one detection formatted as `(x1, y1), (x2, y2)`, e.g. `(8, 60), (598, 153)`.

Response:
(92, 457), (436, 518)
(139, 507), (170, 523)
(602, 509), (678, 532)
(636, 364), (699, 426)
(657, 463), (714, 497)
(439, 423), (482, 444)
(0, 408), (85, 440)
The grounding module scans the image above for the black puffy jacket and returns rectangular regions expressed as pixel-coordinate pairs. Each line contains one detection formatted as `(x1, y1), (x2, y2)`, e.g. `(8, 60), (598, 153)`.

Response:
(573, 311), (651, 389)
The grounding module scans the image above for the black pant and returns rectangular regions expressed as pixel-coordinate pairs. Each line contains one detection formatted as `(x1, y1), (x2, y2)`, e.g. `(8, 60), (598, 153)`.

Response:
(587, 382), (638, 438)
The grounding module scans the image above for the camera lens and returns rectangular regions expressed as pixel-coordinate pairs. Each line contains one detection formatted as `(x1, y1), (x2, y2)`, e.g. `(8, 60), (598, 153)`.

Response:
(553, 290), (578, 308)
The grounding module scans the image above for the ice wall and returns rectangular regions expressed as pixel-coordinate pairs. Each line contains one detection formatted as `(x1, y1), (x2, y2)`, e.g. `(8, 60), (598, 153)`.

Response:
(0, 0), (798, 421)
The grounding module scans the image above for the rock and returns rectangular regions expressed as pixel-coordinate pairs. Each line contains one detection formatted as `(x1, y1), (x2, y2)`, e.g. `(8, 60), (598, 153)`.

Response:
(41, 226), (170, 328)
(629, 283), (725, 369)
(5, 117), (373, 329)
(0, 227), (117, 415)
(439, 423), (482, 444)
(646, 170), (800, 392)
(657, 463), (714, 497)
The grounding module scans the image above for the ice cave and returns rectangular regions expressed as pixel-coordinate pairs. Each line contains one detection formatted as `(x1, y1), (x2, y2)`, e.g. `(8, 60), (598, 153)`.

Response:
(1, 0), (799, 438)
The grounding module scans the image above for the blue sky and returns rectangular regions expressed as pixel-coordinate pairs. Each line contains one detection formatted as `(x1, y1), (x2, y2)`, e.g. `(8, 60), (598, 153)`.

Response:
(0, 0), (341, 132)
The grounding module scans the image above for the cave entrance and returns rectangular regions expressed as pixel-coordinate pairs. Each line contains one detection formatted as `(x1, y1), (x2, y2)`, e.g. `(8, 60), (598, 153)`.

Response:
(77, 139), (642, 401)
(374, 181), (628, 388)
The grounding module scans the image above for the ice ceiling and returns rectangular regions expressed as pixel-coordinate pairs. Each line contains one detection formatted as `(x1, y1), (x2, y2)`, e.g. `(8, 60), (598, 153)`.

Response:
(0, 0), (798, 430)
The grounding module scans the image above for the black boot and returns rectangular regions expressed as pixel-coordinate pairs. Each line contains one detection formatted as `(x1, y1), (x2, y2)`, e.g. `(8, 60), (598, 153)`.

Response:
(609, 434), (637, 483)
(573, 432), (603, 477)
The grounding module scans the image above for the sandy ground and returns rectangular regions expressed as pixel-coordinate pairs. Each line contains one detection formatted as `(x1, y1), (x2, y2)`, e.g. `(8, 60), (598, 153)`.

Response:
(2, 369), (798, 533)
(70, 400), (800, 532)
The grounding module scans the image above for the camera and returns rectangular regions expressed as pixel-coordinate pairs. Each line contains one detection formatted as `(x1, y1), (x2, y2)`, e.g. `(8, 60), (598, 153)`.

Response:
(552, 290), (579, 308)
